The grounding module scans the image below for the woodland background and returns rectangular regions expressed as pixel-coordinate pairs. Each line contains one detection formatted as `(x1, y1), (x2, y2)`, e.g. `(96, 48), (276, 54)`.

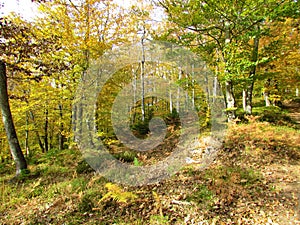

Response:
(0, 0), (299, 224)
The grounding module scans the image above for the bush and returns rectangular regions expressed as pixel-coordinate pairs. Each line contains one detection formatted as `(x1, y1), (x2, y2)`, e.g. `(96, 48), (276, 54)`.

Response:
(114, 150), (137, 163)
(250, 106), (295, 127)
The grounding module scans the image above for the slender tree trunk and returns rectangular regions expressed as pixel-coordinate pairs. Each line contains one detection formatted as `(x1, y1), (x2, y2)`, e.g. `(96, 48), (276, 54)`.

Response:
(0, 61), (27, 175)
(192, 87), (195, 108)
(72, 104), (77, 141)
(296, 88), (299, 97)
(244, 80), (254, 115)
(263, 78), (271, 107)
(25, 112), (29, 156)
(141, 26), (146, 122)
(44, 108), (49, 152)
(49, 121), (54, 150)
(242, 89), (246, 111)
(169, 86), (173, 113)
(264, 92), (271, 106)
(176, 70), (182, 113)
(192, 64), (195, 108)
(225, 80), (236, 121)
(58, 104), (64, 150)
(29, 111), (45, 152)
(132, 66), (137, 124)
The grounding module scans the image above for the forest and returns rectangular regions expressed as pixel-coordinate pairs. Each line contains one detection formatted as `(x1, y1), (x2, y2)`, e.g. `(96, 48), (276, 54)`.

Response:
(0, 0), (299, 224)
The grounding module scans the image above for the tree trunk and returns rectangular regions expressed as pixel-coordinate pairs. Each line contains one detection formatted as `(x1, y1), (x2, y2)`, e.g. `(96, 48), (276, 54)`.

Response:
(58, 104), (64, 150)
(29, 111), (45, 152)
(192, 64), (195, 107)
(169, 87), (173, 113)
(176, 69), (182, 113)
(140, 25), (146, 122)
(242, 89), (246, 111)
(44, 108), (49, 152)
(244, 25), (260, 115)
(244, 80), (254, 115)
(25, 112), (30, 156)
(0, 61), (27, 175)
(264, 91), (271, 106)
(263, 78), (271, 107)
(132, 66), (137, 124)
(225, 80), (236, 121)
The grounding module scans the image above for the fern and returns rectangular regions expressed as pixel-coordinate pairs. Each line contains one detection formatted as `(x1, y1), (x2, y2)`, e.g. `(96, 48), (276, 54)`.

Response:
(153, 191), (163, 217)
(99, 182), (137, 204)
(133, 157), (143, 166)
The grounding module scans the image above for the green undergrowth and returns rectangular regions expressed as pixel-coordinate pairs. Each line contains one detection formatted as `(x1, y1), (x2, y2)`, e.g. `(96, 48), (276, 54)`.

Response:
(236, 106), (297, 128)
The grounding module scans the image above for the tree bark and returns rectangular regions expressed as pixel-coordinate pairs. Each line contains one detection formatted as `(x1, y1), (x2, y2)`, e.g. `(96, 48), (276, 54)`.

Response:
(141, 27), (146, 122)
(44, 108), (49, 152)
(244, 80), (254, 115)
(225, 79), (236, 121)
(132, 66), (137, 124)
(0, 61), (27, 175)
(264, 91), (271, 106)
(169, 86), (173, 113)
(58, 104), (64, 150)
(263, 78), (271, 107)
(242, 89), (246, 111)
(176, 69), (182, 113)
(25, 112), (30, 156)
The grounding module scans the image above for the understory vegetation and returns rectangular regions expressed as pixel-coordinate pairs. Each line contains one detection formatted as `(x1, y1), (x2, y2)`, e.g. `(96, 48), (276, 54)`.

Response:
(1, 101), (299, 224)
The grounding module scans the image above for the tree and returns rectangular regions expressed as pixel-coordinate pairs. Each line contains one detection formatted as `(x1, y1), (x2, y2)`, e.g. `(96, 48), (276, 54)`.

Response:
(0, 0), (142, 158)
(259, 17), (300, 105)
(0, 61), (27, 175)
(0, 14), (65, 166)
(156, 0), (300, 119)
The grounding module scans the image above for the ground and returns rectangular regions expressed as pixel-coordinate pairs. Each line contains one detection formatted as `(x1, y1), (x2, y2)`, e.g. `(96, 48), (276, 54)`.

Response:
(285, 100), (300, 124)
(0, 100), (299, 224)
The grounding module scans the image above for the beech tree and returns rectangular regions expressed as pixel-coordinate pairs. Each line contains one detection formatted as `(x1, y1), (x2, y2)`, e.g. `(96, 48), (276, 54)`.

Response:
(0, 15), (64, 173)
(0, 61), (27, 175)
(156, 0), (300, 119)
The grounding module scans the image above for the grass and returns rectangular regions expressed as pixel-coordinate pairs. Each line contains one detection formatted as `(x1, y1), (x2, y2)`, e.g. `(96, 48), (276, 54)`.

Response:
(186, 184), (215, 208)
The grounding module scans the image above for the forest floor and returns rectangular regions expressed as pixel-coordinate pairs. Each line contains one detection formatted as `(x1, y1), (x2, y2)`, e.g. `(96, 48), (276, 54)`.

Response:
(0, 101), (300, 224)
(285, 99), (300, 124)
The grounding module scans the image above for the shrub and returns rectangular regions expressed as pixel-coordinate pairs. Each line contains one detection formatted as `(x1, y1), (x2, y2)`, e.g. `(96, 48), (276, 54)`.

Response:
(114, 150), (137, 163)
